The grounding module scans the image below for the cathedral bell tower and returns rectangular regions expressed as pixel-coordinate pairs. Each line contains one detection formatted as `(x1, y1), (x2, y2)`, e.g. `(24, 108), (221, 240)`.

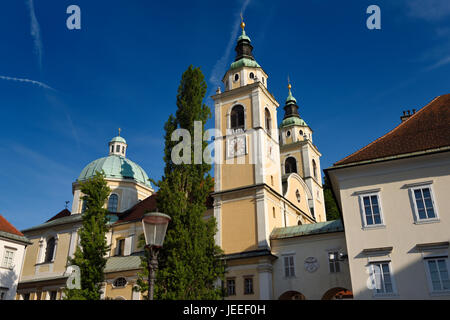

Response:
(211, 20), (283, 256)
(279, 84), (326, 222)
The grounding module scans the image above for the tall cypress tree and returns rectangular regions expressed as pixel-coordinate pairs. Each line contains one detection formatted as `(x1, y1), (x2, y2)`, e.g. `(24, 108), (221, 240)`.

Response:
(64, 171), (111, 300)
(136, 65), (224, 299)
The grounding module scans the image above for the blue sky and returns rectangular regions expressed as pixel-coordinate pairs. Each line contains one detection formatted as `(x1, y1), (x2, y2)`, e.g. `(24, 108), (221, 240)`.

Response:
(0, 0), (449, 230)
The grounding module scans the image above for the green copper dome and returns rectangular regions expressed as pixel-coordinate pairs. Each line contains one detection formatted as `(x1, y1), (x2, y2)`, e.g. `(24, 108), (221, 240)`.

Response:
(238, 30), (251, 42)
(110, 136), (126, 144)
(286, 90), (297, 104)
(78, 155), (151, 187)
(230, 58), (261, 70)
(280, 116), (308, 128)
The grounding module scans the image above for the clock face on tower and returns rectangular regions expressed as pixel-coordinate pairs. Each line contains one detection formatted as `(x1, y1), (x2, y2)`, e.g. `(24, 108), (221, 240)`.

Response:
(227, 135), (246, 158)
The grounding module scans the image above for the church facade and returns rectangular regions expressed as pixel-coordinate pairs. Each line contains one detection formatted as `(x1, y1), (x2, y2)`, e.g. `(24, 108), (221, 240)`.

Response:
(210, 21), (350, 299)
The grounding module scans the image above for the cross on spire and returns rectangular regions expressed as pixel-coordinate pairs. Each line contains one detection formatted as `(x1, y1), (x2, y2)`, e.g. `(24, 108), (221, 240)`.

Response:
(118, 128), (121, 136)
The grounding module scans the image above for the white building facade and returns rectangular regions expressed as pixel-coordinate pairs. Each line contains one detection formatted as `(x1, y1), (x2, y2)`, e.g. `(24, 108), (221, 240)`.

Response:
(0, 215), (31, 300)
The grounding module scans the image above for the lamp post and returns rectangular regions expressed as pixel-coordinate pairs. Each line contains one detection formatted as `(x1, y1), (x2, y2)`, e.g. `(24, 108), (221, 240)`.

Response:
(141, 211), (171, 300)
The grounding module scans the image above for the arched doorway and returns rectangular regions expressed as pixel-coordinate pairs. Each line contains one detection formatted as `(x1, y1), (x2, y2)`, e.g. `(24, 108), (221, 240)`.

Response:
(321, 287), (353, 300)
(278, 291), (306, 300)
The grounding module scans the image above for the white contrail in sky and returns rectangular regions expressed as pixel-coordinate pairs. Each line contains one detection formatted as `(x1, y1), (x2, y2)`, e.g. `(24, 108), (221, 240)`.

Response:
(26, 0), (43, 71)
(209, 0), (252, 89)
(0, 75), (54, 90)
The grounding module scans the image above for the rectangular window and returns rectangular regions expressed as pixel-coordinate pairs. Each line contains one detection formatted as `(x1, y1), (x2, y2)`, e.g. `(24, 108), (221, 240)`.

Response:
(426, 257), (450, 292)
(360, 194), (383, 226)
(116, 239), (125, 256)
(244, 277), (253, 295)
(412, 186), (437, 221)
(226, 279), (236, 296)
(2, 249), (15, 269)
(329, 252), (341, 273)
(370, 262), (394, 295)
(284, 255), (295, 277)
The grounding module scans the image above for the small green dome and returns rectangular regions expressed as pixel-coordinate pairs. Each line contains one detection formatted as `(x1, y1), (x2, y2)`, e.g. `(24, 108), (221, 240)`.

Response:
(110, 136), (126, 144)
(280, 116), (308, 128)
(230, 58), (261, 70)
(286, 90), (297, 104)
(238, 30), (251, 42)
(78, 155), (151, 187)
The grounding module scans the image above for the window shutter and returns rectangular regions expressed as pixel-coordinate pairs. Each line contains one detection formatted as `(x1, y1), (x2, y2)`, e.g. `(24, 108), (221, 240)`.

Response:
(124, 236), (132, 256)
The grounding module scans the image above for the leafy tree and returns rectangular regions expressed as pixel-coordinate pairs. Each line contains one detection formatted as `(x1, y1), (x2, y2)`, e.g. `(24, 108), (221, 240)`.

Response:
(134, 65), (225, 300)
(64, 171), (111, 300)
(323, 175), (340, 221)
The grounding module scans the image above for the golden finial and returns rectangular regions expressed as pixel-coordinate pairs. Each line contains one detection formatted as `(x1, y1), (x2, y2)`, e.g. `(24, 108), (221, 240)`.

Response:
(240, 13), (245, 30)
(118, 127), (121, 136)
(288, 75), (291, 90)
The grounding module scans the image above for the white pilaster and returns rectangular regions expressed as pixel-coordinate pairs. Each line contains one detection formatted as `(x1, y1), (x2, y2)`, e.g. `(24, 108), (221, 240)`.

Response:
(258, 260), (273, 300)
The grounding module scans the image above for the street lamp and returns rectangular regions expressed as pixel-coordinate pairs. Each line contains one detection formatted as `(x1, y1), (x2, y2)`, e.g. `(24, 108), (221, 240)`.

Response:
(141, 211), (171, 300)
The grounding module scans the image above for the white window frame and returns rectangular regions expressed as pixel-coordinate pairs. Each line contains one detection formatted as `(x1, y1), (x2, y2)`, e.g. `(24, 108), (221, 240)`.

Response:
(368, 261), (397, 297)
(328, 251), (341, 273)
(283, 254), (296, 278)
(423, 255), (450, 294)
(2, 248), (15, 269)
(358, 192), (385, 228)
(409, 184), (439, 224)
(112, 277), (128, 288)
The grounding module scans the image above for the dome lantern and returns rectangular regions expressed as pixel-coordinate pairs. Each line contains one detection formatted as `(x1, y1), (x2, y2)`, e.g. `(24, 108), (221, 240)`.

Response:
(108, 128), (127, 157)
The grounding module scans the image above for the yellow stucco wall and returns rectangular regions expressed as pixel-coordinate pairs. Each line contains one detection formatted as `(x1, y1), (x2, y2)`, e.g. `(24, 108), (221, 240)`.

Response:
(221, 197), (257, 254)
(225, 258), (261, 300)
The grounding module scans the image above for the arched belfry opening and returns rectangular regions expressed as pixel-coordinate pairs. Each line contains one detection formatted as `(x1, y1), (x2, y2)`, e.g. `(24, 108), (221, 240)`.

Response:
(285, 157), (297, 174)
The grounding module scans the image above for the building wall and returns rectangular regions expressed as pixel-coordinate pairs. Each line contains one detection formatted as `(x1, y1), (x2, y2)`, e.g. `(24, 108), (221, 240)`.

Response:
(0, 237), (27, 300)
(72, 179), (153, 214)
(330, 152), (450, 299)
(224, 257), (262, 300)
(21, 224), (77, 282)
(271, 232), (351, 300)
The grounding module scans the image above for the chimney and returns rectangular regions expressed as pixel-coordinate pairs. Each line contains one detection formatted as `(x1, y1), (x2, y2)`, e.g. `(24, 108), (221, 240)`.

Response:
(400, 109), (416, 122)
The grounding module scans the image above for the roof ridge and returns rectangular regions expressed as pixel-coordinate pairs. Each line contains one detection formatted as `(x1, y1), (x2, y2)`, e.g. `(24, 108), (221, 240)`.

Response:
(0, 214), (25, 237)
(334, 95), (441, 166)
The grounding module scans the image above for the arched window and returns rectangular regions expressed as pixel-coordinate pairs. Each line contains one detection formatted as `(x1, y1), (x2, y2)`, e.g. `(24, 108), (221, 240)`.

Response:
(296, 190), (301, 203)
(45, 237), (56, 263)
(108, 194), (118, 212)
(249, 72), (254, 79)
(299, 130), (303, 136)
(81, 199), (87, 213)
(312, 160), (317, 179)
(230, 105), (244, 130)
(113, 277), (127, 288)
(265, 108), (271, 136)
(285, 157), (297, 174)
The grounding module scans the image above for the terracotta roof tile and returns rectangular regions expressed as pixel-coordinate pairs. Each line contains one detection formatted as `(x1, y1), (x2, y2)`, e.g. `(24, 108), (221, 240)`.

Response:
(116, 192), (215, 224)
(335, 94), (450, 166)
(115, 194), (157, 224)
(0, 214), (24, 237)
